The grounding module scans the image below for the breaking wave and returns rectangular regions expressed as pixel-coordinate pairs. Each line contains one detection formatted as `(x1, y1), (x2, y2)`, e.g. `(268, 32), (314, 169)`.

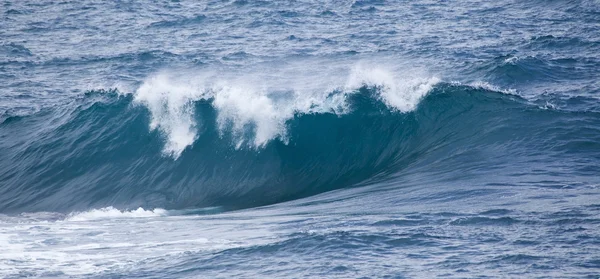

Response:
(1, 63), (596, 214)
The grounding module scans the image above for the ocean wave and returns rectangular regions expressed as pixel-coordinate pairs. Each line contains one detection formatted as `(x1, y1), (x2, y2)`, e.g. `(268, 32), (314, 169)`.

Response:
(0, 75), (597, 214)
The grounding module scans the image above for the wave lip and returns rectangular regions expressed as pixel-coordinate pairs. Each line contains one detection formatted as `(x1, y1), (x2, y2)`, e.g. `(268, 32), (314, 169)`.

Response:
(134, 74), (202, 158)
(134, 62), (439, 158)
(345, 63), (439, 112)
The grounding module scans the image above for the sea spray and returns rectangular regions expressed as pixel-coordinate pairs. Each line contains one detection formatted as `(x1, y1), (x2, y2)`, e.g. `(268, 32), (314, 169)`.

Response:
(134, 62), (439, 157)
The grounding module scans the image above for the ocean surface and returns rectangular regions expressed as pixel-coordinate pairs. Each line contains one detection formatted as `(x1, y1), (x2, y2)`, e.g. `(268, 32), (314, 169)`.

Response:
(1, 0), (600, 278)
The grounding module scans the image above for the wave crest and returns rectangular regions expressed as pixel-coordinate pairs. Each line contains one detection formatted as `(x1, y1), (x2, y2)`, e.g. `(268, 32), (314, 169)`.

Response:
(134, 63), (439, 157)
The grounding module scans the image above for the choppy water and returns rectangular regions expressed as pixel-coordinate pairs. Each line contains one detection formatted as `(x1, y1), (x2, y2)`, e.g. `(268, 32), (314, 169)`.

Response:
(1, 0), (600, 278)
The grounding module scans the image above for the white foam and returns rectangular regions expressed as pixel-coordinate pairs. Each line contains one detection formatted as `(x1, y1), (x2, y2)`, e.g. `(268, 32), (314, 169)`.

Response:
(65, 206), (167, 221)
(503, 55), (521, 64)
(0, 210), (250, 277)
(345, 62), (440, 112)
(134, 73), (206, 158)
(468, 81), (517, 95)
(83, 79), (136, 97)
(134, 61), (439, 158)
(212, 81), (293, 148)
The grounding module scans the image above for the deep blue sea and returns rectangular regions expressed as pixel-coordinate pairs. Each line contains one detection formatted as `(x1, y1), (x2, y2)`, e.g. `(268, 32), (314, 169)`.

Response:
(1, 0), (600, 278)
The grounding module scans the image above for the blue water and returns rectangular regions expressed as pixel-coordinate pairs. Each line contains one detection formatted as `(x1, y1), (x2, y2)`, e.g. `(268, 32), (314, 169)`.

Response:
(1, 0), (600, 278)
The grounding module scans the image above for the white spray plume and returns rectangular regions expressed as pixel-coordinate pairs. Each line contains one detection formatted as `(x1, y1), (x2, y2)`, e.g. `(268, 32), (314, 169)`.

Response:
(134, 61), (439, 158)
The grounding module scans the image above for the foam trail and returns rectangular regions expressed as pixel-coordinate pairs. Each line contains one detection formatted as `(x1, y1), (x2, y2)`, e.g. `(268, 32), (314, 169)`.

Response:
(134, 62), (439, 158)
(66, 207), (167, 221)
(468, 81), (517, 95)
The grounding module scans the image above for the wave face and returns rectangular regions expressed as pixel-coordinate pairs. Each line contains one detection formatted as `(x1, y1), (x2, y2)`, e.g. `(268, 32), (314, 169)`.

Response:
(0, 64), (442, 213)
(1, 75), (598, 214)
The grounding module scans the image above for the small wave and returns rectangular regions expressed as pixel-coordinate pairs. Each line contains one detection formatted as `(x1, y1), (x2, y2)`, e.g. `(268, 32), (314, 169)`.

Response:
(483, 54), (598, 86)
(148, 14), (207, 29)
(351, 0), (386, 8)
(0, 43), (33, 57)
(467, 81), (517, 95)
(527, 35), (600, 51)
(449, 216), (520, 226)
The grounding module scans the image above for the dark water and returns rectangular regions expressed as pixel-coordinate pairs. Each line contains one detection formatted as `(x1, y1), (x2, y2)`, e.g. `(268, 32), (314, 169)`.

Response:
(1, 0), (600, 278)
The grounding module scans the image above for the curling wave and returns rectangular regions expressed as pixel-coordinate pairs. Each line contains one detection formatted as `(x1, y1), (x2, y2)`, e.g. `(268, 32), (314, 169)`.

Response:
(0, 67), (598, 214)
